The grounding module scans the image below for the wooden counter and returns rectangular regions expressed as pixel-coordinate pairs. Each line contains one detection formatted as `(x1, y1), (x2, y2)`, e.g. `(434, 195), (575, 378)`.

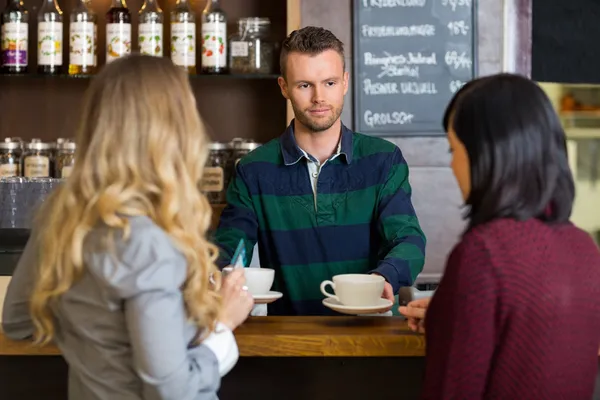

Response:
(0, 316), (425, 357)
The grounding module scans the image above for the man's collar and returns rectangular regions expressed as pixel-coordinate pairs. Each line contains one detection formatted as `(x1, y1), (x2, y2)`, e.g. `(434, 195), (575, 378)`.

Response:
(280, 119), (354, 166)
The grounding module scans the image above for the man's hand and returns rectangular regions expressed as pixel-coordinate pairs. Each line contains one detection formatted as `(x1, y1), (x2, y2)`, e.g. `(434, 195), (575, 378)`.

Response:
(381, 281), (394, 303)
(372, 273), (395, 310)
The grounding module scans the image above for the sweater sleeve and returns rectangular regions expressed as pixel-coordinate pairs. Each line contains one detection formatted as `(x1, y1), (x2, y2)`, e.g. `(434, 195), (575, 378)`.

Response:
(420, 232), (498, 399)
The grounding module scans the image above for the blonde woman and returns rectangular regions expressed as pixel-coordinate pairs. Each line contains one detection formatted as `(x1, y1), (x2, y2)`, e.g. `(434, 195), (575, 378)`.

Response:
(2, 54), (254, 399)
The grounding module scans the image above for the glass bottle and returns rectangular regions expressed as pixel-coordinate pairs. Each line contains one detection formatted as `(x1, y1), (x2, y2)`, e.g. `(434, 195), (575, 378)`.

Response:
(1, 0), (29, 74)
(68, 0), (96, 75)
(138, 0), (162, 57)
(170, 0), (195, 74)
(201, 0), (226, 74)
(37, 0), (63, 75)
(105, 0), (131, 63)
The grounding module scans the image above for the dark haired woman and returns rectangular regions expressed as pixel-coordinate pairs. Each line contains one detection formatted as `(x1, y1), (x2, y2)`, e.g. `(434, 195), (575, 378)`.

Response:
(409, 73), (600, 399)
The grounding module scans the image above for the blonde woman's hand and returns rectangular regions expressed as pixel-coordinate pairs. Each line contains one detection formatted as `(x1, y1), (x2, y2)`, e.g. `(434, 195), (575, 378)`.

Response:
(219, 268), (254, 331)
(398, 297), (431, 334)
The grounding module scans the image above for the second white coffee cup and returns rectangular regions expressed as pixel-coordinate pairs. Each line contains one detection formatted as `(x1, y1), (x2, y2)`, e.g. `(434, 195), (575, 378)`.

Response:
(244, 268), (275, 295)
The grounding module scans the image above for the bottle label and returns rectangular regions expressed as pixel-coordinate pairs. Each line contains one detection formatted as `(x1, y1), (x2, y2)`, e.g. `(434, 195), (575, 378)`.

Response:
(106, 23), (131, 62)
(201, 167), (224, 192)
(0, 163), (19, 177)
(139, 22), (163, 57)
(70, 21), (96, 66)
(201, 22), (226, 68)
(1, 22), (28, 67)
(61, 165), (73, 178)
(38, 22), (63, 66)
(24, 156), (50, 177)
(171, 22), (195, 67)
(230, 41), (248, 57)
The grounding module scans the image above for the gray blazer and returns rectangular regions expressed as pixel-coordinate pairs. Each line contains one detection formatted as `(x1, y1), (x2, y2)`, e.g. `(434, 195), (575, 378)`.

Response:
(2, 216), (238, 400)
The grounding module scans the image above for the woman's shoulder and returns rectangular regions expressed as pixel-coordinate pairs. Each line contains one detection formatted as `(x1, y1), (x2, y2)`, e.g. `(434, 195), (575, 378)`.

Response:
(457, 218), (598, 260)
(84, 216), (187, 297)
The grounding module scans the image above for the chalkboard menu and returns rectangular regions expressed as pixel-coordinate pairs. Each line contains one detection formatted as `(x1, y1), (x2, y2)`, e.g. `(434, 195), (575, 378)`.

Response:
(353, 0), (477, 136)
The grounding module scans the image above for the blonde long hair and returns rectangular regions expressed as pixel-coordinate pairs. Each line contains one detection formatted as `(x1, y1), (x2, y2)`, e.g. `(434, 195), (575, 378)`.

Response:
(30, 54), (221, 345)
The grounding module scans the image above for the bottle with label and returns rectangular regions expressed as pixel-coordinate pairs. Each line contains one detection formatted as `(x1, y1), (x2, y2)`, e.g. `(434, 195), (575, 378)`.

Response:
(69, 0), (98, 75)
(105, 0), (131, 63)
(201, 0), (226, 74)
(68, 0), (96, 75)
(37, 0), (63, 75)
(1, 0), (29, 74)
(138, 0), (162, 57)
(170, 0), (195, 74)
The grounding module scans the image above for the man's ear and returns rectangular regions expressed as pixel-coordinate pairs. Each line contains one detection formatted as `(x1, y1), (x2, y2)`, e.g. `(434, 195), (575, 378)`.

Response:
(278, 76), (290, 100)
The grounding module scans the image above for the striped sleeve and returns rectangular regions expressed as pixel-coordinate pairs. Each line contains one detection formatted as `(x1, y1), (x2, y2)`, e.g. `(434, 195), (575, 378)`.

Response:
(371, 147), (426, 293)
(212, 162), (258, 269)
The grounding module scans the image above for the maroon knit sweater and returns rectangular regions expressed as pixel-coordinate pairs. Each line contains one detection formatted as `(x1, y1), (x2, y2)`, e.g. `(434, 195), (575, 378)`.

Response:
(422, 218), (600, 399)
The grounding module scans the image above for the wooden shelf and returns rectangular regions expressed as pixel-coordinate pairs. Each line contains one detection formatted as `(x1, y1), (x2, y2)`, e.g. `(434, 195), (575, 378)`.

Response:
(0, 73), (280, 80)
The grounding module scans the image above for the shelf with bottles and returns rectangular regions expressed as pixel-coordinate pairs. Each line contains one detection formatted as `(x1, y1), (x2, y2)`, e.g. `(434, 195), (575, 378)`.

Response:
(0, 0), (283, 78)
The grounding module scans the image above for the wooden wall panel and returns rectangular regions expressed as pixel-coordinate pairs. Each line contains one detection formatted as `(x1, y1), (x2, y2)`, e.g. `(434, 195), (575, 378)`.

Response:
(0, 0), (288, 143)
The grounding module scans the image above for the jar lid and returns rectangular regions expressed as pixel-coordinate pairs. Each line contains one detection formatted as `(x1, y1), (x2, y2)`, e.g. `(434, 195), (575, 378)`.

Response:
(0, 140), (21, 150)
(209, 142), (231, 150)
(58, 140), (76, 150)
(26, 138), (53, 150)
(236, 142), (261, 151)
(239, 17), (271, 25)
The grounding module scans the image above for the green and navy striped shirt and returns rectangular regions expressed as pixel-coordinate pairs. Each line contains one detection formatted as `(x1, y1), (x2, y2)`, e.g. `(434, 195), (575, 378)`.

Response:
(214, 122), (426, 315)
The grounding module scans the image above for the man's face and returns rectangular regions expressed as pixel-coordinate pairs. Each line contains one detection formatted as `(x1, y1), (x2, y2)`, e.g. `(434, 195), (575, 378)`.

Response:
(278, 50), (349, 132)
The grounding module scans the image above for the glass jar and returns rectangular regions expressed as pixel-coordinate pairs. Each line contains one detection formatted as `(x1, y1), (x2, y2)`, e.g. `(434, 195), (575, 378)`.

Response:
(226, 138), (260, 182)
(22, 139), (54, 178)
(55, 139), (76, 178)
(202, 142), (232, 204)
(228, 17), (273, 74)
(0, 139), (22, 177)
(231, 138), (260, 165)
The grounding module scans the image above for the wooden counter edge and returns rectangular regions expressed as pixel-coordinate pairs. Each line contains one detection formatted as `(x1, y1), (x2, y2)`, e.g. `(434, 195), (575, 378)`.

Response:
(1, 317), (426, 357)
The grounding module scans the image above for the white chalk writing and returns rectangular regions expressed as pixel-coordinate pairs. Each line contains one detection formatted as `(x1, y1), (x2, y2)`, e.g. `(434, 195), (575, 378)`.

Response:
(449, 80), (465, 93)
(362, 0), (426, 7)
(364, 51), (436, 79)
(441, 0), (471, 12)
(361, 24), (435, 37)
(364, 110), (415, 127)
(447, 20), (469, 36)
(444, 51), (472, 70)
(363, 79), (399, 95)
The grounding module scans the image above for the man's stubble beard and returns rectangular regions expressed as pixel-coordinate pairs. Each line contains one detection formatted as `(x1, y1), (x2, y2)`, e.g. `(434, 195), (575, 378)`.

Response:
(292, 102), (344, 133)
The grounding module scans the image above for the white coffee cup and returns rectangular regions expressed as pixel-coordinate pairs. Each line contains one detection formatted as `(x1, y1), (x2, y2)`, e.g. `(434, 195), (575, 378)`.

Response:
(320, 274), (384, 307)
(243, 268), (275, 295)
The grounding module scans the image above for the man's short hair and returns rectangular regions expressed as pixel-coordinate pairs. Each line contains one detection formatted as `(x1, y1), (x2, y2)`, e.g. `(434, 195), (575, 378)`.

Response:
(280, 26), (345, 78)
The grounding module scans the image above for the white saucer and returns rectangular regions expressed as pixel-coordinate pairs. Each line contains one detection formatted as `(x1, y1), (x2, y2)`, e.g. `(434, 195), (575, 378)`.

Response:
(322, 298), (393, 315)
(252, 291), (283, 304)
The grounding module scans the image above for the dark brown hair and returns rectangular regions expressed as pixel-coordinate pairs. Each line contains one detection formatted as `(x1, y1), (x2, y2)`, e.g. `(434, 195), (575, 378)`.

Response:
(443, 73), (574, 231)
(280, 26), (345, 78)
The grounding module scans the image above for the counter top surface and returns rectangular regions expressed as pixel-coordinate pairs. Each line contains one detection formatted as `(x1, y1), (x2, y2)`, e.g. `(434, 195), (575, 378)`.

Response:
(0, 316), (425, 357)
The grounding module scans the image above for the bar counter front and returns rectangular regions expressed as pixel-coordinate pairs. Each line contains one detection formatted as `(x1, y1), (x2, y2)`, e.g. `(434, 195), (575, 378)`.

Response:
(0, 316), (426, 399)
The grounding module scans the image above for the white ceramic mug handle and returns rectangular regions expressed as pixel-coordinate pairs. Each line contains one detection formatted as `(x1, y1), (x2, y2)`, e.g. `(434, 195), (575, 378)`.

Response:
(320, 280), (338, 301)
